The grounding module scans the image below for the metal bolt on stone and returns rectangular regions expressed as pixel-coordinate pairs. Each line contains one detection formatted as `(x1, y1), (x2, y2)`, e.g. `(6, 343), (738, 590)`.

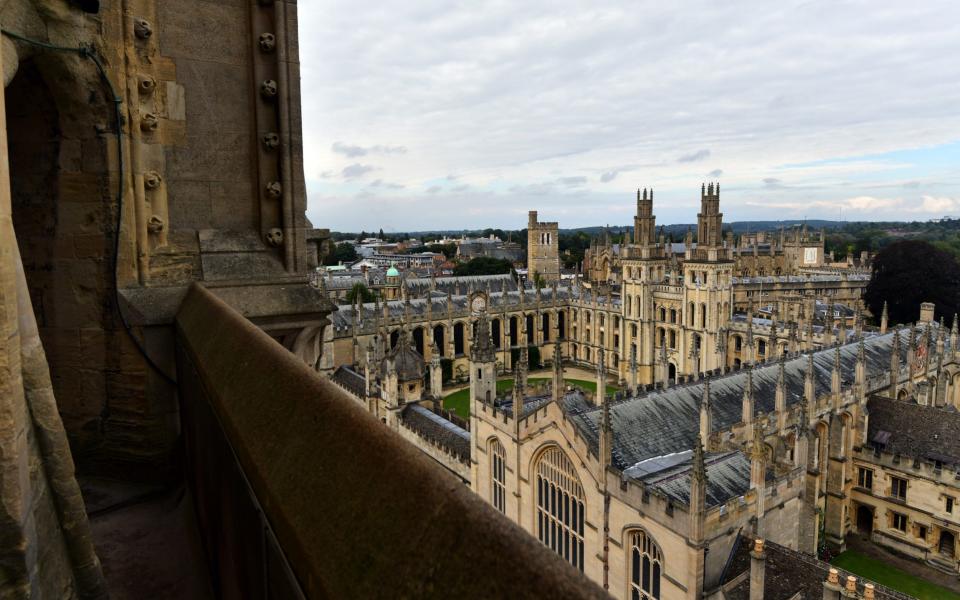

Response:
(134, 18), (153, 39)
(262, 132), (280, 151)
(147, 215), (165, 233)
(138, 74), (156, 95)
(140, 112), (159, 132)
(266, 228), (284, 247)
(261, 79), (278, 99)
(265, 181), (283, 199)
(259, 33), (276, 52)
(144, 171), (163, 190)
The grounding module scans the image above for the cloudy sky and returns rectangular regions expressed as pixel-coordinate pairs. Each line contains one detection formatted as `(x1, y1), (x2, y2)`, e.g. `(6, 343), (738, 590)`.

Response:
(299, 1), (960, 232)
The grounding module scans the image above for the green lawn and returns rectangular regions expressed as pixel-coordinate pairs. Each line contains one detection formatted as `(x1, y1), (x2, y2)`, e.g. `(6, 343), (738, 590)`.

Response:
(831, 550), (960, 600)
(442, 377), (618, 420)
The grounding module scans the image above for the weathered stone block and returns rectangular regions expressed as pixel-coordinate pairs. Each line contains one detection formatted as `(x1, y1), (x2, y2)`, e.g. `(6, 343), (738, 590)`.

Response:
(211, 179), (257, 230)
(167, 179), (211, 230)
(157, 1), (249, 65)
(58, 172), (103, 204)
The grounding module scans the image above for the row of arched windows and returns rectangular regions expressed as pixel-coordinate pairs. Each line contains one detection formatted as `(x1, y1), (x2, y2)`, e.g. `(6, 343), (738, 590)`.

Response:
(488, 440), (663, 597)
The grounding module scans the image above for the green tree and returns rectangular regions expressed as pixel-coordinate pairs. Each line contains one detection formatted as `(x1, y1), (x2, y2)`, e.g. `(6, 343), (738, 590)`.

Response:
(438, 243), (458, 260)
(322, 242), (359, 266)
(453, 257), (514, 276)
(863, 240), (960, 325)
(345, 282), (376, 304)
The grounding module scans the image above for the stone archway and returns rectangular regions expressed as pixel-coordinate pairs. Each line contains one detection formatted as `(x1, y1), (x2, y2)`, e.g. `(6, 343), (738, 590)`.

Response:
(856, 505), (874, 537)
(940, 530), (956, 558)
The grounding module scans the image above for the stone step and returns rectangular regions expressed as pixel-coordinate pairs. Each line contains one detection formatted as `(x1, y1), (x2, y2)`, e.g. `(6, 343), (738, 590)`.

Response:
(925, 557), (958, 575)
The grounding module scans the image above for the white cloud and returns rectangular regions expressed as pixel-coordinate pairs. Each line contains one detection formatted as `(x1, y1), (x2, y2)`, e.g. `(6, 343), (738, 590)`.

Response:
(677, 149), (711, 163)
(300, 1), (960, 229)
(341, 164), (377, 179)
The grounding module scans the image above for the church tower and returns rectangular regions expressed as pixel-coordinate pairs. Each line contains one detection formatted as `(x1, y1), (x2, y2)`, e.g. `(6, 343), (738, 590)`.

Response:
(621, 188), (669, 385)
(633, 188), (657, 247)
(469, 314), (497, 406)
(680, 182), (733, 377)
(527, 211), (560, 282)
(696, 183), (724, 254)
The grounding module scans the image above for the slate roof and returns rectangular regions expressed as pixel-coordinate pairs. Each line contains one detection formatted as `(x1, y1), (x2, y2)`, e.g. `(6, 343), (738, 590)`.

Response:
(722, 537), (907, 600)
(867, 396), (960, 467)
(623, 450), (752, 508)
(404, 274), (518, 297)
(329, 287), (577, 332)
(733, 273), (870, 284)
(400, 404), (470, 462)
(383, 339), (425, 382)
(565, 326), (939, 473)
(331, 366), (366, 397)
(495, 389), (592, 419)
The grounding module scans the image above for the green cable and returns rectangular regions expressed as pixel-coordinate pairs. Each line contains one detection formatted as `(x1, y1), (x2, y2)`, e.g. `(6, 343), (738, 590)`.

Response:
(1, 29), (176, 414)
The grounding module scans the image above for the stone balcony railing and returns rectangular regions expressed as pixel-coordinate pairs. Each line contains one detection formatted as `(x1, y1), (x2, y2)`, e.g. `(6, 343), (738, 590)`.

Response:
(174, 284), (606, 598)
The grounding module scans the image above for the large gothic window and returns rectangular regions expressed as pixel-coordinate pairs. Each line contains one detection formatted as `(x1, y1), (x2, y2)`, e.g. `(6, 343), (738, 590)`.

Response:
(535, 447), (585, 571)
(629, 530), (662, 599)
(490, 438), (506, 513)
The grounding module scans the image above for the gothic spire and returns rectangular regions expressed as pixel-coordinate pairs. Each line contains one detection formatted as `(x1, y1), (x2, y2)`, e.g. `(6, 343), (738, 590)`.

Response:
(700, 376), (712, 442)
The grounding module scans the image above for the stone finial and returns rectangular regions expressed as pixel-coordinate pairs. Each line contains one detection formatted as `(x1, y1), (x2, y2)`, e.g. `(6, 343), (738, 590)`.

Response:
(863, 583), (875, 599)
(692, 434), (706, 483)
(827, 568), (840, 585)
(753, 538), (764, 554)
(845, 575), (857, 592)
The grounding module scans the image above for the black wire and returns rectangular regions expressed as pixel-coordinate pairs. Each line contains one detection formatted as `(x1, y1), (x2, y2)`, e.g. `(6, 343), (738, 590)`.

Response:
(1, 30), (178, 416)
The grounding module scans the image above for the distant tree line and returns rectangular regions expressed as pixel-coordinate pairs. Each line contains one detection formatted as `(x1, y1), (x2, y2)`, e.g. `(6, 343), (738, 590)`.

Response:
(864, 240), (960, 326)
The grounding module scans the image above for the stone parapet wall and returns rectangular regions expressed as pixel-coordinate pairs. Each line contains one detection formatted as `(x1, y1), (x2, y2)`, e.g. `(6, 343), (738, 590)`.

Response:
(175, 283), (606, 599)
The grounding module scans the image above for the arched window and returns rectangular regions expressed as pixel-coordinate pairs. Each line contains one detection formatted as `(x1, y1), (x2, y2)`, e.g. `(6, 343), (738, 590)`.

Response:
(535, 446), (585, 571)
(490, 438), (506, 514)
(629, 530), (662, 599)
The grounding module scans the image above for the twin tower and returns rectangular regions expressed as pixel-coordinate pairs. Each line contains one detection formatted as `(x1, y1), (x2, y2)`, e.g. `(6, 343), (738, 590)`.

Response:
(527, 183), (724, 281)
(633, 183), (723, 251)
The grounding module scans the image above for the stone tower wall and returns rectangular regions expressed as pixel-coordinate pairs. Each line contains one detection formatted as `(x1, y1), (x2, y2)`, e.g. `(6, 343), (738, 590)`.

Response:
(4, 0), (331, 477)
(527, 210), (560, 282)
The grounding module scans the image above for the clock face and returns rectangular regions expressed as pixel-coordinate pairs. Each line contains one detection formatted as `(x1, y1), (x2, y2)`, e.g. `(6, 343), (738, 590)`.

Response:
(471, 296), (486, 313)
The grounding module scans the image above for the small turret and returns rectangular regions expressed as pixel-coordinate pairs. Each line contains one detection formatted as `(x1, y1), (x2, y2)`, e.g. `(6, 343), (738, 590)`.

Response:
(552, 341), (565, 403)
(598, 391), (612, 473)
(775, 355), (787, 433)
(750, 420), (767, 536)
(512, 367), (524, 424)
(951, 314), (959, 357)
(596, 349), (606, 405)
(880, 301), (889, 334)
(831, 347), (842, 409)
(890, 327), (901, 398)
(804, 352), (816, 406)
(700, 377), (712, 443)
(742, 364), (754, 425)
(690, 434), (707, 544)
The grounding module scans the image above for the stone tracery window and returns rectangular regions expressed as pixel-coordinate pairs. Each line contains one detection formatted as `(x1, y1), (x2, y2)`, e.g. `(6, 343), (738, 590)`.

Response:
(535, 446), (585, 571)
(490, 438), (506, 513)
(629, 529), (662, 599)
